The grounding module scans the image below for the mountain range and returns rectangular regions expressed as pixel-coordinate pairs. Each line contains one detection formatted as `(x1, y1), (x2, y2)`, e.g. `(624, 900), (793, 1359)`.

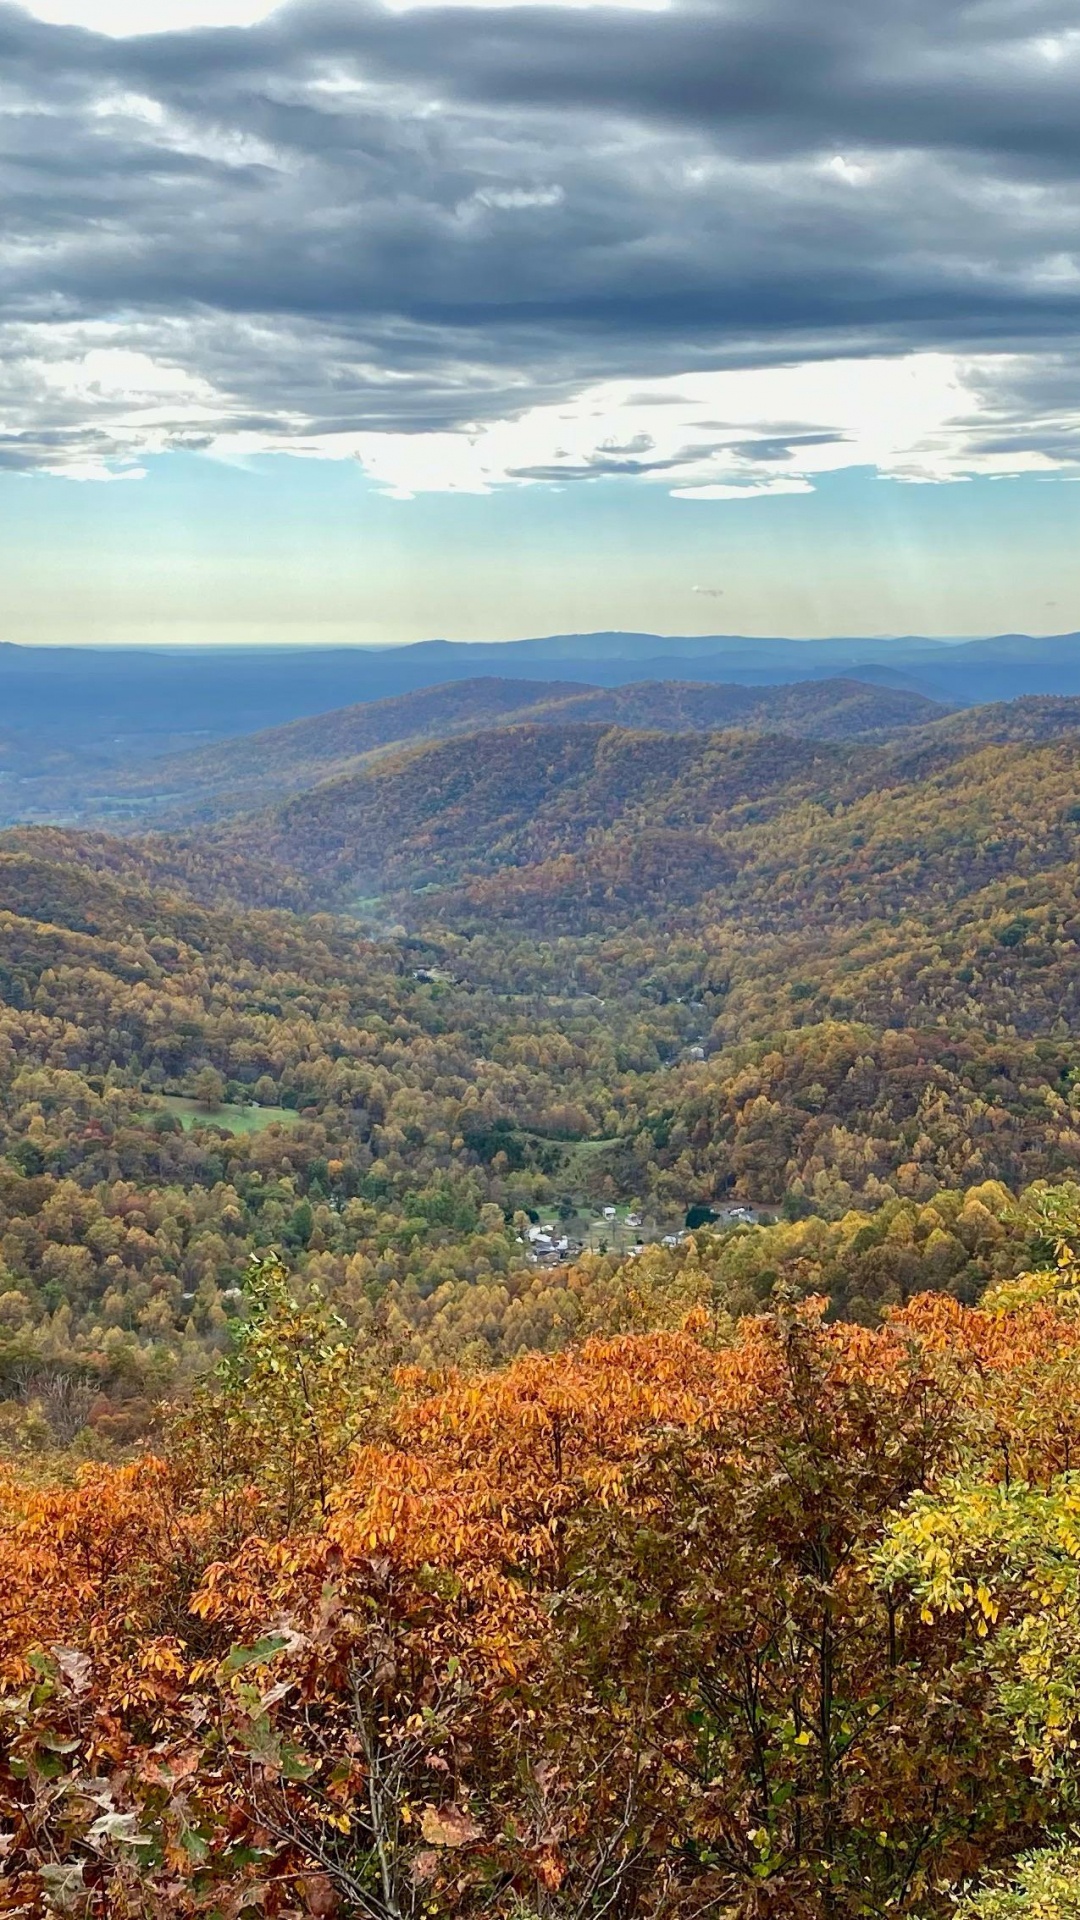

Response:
(8, 685), (1080, 951)
(4, 627), (1080, 826)
(196, 700), (1080, 935)
(7, 685), (1080, 1056)
(44, 674), (944, 827)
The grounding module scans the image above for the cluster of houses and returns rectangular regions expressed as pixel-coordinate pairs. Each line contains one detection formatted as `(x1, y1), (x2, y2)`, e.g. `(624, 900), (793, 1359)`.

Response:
(602, 1205), (643, 1228)
(523, 1206), (644, 1265)
(521, 1200), (766, 1268)
(524, 1221), (578, 1262)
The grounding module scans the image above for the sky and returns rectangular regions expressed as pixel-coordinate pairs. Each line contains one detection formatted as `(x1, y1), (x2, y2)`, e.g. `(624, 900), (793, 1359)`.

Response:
(2, 0), (1080, 645)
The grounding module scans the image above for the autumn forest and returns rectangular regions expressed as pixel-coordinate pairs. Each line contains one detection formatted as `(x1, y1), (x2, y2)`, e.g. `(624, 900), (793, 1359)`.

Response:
(6, 679), (1080, 1917)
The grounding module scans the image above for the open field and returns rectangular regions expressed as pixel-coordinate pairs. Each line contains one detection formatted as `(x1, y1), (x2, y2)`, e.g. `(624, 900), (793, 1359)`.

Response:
(145, 1095), (303, 1136)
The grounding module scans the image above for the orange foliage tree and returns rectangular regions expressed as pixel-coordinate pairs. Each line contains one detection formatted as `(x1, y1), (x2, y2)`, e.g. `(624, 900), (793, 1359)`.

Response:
(3, 1280), (1077, 1917)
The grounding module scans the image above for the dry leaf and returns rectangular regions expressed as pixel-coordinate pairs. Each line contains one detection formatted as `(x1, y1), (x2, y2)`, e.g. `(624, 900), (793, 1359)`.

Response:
(297, 1871), (338, 1915)
(52, 1648), (91, 1696)
(421, 1803), (482, 1849)
(533, 1845), (566, 1892)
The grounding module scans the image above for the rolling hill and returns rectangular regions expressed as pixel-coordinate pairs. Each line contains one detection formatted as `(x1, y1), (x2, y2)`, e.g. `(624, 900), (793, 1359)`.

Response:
(0, 824), (315, 917)
(444, 732), (1080, 940)
(208, 704), (1080, 967)
(921, 695), (1080, 746)
(7, 629), (1080, 827)
(32, 674), (946, 828)
(524, 676), (944, 735)
(221, 723), (864, 903)
(52, 677), (594, 825)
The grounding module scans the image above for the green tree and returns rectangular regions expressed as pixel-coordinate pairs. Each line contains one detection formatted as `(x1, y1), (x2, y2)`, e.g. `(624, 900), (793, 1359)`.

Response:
(193, 1065), (225, 1113)
(172, 1252), (384, 1536)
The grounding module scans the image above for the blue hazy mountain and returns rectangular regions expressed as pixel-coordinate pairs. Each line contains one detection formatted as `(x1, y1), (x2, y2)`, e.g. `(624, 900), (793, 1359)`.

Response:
(3, 632), (1080, 775)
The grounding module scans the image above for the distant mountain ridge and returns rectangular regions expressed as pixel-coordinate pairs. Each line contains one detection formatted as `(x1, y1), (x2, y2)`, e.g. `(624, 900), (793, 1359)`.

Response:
(2, 626), (1080, 749)
(3, 628), (1080, 826)
(55, 674), (946, 827)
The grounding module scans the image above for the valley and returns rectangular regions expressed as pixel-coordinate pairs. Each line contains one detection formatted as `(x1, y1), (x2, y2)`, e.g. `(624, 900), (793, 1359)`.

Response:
(6, 671), (1080, 1448)
(7, 659), (1080, 1919)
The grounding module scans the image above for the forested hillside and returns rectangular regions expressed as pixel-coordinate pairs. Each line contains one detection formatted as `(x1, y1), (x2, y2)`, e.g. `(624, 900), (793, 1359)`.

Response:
(924, 693), (1080, 745)
(8, 696), (1080, 1917)
(218, 717), (1080, 940)
(11, 673), (946, 827)
(58, 679), (592, 826)
(229, 724), (863, 903)
(7, 697), (1080, 1452)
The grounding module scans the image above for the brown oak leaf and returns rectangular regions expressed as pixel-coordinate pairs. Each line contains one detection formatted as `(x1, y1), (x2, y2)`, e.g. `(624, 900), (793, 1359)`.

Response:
(421, 1804), (482, 1848)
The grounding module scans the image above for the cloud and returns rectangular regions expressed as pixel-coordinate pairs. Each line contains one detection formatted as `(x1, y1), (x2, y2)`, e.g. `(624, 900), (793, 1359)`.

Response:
(1, 0), (1080, 486)
(17, 0), (282, 31)
(222, 352), (1075, 495)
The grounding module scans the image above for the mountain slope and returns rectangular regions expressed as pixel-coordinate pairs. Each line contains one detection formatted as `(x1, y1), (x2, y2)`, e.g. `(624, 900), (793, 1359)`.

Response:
(923, 695), (1080, 746)
(0, 826), (315, 916)
(46, 674), (946, 829)
(512, 677), (944, 739)
(221, 723), (869, 902)
(214, 711), (1080, 951)
(450, 734), (1080, 939)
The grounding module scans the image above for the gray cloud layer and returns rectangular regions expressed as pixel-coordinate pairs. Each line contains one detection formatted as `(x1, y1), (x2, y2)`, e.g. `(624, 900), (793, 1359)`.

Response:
(1, 0), (1079, 475)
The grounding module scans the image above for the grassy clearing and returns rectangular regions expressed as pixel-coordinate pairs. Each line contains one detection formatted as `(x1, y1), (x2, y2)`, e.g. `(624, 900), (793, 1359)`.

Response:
(144, 1095), (303, 1136)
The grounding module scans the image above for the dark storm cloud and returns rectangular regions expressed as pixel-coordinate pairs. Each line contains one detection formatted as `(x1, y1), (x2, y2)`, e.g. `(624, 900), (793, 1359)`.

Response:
(1, 0), (1079, 470)
(264, 0), (1080, 170)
